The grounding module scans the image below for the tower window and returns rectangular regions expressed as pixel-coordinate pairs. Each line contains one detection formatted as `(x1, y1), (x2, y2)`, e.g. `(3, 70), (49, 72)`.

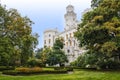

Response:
(49, 34), (51, 37)
(49, 39), (51, 44)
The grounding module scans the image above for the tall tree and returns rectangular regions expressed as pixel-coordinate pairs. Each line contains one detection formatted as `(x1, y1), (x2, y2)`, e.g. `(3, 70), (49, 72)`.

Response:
(0, 5), (38, 66)
(75, 0), (120, 69)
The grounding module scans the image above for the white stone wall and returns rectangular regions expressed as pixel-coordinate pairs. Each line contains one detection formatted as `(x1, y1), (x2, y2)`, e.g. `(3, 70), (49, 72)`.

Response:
(44, 29), (58, 48)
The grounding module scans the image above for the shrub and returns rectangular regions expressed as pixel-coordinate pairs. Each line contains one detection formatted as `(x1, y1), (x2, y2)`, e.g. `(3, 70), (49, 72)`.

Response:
(65, 67), (73, 71)
(15, 67), (42, 72)
(31, 67), (42, 72)
(0, 66), (15, 71)
(27, 58), (45, 67)
(2, 70), (67, 75)
(54, 67), (73, 71)
(16, 67), (30, 72)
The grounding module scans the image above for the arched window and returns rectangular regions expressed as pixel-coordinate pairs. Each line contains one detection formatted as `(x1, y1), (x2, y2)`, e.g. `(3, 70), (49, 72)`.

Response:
(66, 34), (68, 39)
(49, 39), (51, 44)
(44, 40), (46, 44)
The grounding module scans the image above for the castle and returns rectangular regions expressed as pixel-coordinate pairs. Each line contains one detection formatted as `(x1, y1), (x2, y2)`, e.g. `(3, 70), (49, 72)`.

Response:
(43, 5), (86, 65)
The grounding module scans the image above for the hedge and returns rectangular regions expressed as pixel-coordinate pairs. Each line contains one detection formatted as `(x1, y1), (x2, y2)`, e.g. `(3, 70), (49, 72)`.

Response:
(0, 66), (15, 71)
(54, 67), (73, 71)
(2, 70), (68, 76)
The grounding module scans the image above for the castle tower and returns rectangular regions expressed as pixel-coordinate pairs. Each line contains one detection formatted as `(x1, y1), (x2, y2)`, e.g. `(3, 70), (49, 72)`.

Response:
(64, 5), (77, 30)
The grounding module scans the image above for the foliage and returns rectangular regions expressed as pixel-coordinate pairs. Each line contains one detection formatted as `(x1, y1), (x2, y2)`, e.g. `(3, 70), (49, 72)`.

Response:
(35, 48), (43, 59)
(0, 66), (15, 71)
(75, 0), (120, 69)
(2, 69), (67, 76)
(54, 67), (73, 71)
(35, 47), (52, 66)
(53, 37), (64, 50)
(46, 38), (68, 66)
(0, 5), (38, 66)
(27, 58), (44, 67)
(16, 67), (42, 72)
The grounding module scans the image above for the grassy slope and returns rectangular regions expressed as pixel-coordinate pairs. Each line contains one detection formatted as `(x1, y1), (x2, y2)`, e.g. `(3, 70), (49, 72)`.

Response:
(0, 70), (120, 80)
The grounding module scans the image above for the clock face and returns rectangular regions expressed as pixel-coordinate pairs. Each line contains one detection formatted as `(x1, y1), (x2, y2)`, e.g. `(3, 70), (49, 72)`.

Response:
(0, 17), (4, 24)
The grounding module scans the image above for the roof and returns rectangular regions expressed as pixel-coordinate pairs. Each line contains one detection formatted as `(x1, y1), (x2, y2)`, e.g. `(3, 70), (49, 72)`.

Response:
(44, 29), (58, 33)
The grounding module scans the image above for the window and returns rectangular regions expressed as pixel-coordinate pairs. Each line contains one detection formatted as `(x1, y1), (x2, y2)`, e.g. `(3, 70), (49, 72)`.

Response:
(49, 39), (51, 44)
(70, 41), (72, 46)
(66, 42), (68, 46)
(74, 40), (75, 46)
(49, 34), (51, 37)
(70, 33), (72, 38)
(44, 40), (46, 44)
(66, 34), (68, 39)
(67, 49), (70, 53)
(73, 18), (75, 21)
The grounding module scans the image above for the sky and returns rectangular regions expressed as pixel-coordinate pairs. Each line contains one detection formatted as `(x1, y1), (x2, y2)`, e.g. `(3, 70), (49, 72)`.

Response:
(1, 0), (91, 48)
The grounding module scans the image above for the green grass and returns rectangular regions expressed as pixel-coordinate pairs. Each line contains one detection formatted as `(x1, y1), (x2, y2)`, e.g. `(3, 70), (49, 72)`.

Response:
(0, 69), (120, 80)
(42, 67), (54, 71)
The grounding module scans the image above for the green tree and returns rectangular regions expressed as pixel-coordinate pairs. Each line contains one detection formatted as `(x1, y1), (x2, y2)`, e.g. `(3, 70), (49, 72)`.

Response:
(75, 0), (120, 69)
(47, 38), (68, 66)
(0, 5), (38, 66)
(35, 48), (43, 59)
(36, 47), (51, 66)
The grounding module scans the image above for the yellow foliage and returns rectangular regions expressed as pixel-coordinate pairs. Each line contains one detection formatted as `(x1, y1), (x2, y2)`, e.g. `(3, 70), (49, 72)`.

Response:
(16, 67), (42, 72)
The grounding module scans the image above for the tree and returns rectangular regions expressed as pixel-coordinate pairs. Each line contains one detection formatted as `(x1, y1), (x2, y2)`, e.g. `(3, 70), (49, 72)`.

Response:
(35, 48), (44, 59)
(47, 38), (68, 66)
(35, 47), (51, 66)
(75, 0), (120, 69)
(0, 5), (38, 66)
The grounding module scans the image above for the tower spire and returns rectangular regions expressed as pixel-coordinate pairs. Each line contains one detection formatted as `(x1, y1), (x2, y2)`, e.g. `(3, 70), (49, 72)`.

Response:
(64, 5), (77, 30)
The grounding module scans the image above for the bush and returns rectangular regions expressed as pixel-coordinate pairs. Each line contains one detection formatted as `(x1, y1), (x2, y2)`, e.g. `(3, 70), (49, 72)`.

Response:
(0, 66), (15, 71)
(65, 67), (73, 71)
(27, 58), (45, 67)
(2, 70), (67, 75)
(16, 67), (42, 72)
(54, 67), (73, 71)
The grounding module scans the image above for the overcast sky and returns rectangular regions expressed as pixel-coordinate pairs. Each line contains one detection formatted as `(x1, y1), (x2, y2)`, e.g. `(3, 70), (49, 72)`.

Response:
(1, 0), (91, 48)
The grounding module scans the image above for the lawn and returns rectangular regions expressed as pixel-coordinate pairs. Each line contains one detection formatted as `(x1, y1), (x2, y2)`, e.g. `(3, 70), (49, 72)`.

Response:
(0, 69), (120, 80)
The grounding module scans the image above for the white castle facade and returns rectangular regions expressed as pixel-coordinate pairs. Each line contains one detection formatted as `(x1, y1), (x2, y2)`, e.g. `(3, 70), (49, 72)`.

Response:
(43, 5), (86, 65)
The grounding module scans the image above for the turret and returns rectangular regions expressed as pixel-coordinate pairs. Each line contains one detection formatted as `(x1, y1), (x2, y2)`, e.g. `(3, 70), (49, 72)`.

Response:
(64, 5), (77, 30)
